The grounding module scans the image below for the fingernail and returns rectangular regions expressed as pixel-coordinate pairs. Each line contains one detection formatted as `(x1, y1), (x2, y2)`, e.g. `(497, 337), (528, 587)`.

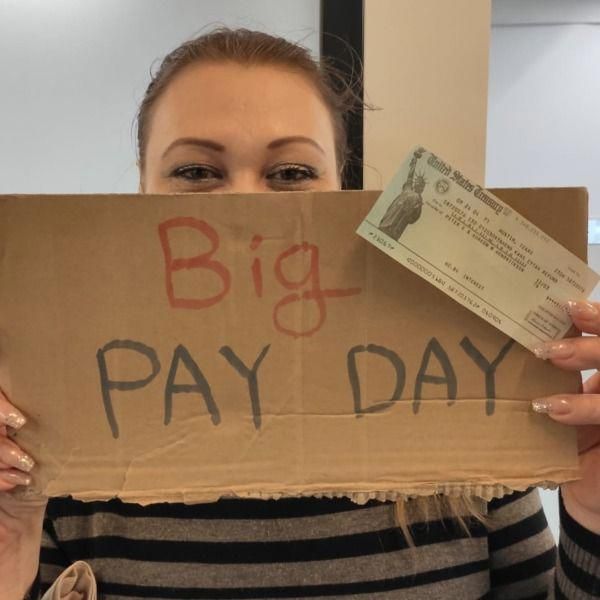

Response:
(3, 411), (26, 429)
(567, 300), (598, 319)
(532, 397), (572, 415)
(1, 471), (31, 486)
(4, 448), (35, 472)
(532, 340), (574, 360)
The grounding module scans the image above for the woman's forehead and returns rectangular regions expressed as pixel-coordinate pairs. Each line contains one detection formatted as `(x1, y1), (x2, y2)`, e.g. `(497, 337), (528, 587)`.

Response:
(149, 61), (334, 142)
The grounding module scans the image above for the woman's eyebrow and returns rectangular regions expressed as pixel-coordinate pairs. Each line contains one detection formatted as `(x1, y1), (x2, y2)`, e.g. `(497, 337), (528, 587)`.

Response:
(161, 135), (325, 159)
(267, 136), (325, 155)
(162, 137), (225, 158)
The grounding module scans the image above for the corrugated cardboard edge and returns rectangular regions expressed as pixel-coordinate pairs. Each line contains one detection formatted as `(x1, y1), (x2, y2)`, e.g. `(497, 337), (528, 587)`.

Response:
(37, 477), (577, 506)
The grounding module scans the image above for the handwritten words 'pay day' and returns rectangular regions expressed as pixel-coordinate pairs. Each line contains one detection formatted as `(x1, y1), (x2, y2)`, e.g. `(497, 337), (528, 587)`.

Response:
(97, 216), (515, 439)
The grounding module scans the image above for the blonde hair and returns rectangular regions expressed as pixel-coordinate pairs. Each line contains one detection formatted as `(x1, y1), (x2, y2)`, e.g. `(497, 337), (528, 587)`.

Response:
(396, 495), (487, 546)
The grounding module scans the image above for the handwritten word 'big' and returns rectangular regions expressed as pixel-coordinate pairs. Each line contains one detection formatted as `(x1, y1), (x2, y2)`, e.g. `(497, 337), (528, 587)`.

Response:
(158, 217), (361, 338)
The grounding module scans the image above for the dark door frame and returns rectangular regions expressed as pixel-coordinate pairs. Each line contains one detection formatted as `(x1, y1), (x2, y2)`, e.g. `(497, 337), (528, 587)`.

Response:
(320, 0), (364, 190)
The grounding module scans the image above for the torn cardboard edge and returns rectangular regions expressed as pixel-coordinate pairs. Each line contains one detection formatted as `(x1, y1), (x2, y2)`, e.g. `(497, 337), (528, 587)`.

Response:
(40, 480), (574, 506)
(26, 394), (580, 504)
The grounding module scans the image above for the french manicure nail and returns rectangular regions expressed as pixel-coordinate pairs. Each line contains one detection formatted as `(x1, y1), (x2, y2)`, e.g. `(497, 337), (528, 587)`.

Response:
(4, 411), (26, 429)
(567, 300), (598, 319)
(5, 448), (35, 472)
(532, 397), (572, 415)
(531, 399), (550, 413)
(1, 471), (31, 486)
(532, 341), (574, 360)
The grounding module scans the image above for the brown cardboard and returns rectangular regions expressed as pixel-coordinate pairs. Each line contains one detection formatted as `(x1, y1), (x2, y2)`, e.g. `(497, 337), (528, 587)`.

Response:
(0, 188), (585, 504)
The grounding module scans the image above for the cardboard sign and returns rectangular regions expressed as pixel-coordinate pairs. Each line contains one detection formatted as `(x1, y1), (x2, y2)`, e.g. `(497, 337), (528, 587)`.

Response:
(0, 189), (584, 504)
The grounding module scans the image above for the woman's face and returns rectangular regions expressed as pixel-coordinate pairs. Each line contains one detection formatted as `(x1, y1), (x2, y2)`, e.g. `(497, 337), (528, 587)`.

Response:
(139, 61), (340, 194)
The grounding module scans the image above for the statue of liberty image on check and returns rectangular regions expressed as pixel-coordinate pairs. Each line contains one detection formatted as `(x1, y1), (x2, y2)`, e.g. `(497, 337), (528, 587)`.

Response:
(378, 147), (427, 240)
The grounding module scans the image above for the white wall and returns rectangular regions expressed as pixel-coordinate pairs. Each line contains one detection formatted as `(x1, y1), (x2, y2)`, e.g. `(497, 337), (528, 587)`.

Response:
(487, 5), (600, 217)
(0, 0), (320, 194)
(488, 0), (600, 541)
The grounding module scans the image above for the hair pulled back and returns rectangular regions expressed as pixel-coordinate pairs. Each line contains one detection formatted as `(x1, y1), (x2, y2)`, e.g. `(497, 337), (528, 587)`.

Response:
(136, 27), (362, 183)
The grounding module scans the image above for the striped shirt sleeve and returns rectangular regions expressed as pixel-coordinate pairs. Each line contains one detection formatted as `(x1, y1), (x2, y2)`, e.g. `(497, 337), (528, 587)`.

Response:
(555, 491), (600, 598)
(487, 488), (557, 598)
(37, 515), (70, 597)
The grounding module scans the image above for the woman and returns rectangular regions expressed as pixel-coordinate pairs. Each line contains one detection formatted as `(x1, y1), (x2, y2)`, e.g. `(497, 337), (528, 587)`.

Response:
(1, 28), (599, 599)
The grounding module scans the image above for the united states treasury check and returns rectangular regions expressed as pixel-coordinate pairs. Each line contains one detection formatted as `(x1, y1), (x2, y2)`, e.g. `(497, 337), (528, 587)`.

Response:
(357, 147), (599, 352)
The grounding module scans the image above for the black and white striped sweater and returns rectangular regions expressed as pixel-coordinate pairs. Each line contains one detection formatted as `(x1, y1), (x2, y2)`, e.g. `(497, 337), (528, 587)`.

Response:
(32, 489), (599, 599)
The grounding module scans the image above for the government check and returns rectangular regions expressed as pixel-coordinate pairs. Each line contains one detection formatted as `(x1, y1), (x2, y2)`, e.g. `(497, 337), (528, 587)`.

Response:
(356, 147), (600, 352)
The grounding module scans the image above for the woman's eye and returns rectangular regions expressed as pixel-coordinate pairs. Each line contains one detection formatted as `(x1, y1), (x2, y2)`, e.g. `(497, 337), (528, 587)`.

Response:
(267, 164), (318, 185)
(171, 165), (222, 182)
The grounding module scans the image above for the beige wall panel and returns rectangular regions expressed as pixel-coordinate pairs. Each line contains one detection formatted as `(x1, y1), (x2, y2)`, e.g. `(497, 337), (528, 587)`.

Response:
(364, 0), (491, 189)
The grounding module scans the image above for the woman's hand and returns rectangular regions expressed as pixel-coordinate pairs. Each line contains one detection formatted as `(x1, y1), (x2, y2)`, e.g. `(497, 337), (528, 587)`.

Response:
(532, 299), (600, 534)
(0, 387), (47, 599)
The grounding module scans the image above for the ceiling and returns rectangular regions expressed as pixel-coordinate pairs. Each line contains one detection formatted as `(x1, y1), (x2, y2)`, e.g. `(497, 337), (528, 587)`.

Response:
(492, 0), (600, 26)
